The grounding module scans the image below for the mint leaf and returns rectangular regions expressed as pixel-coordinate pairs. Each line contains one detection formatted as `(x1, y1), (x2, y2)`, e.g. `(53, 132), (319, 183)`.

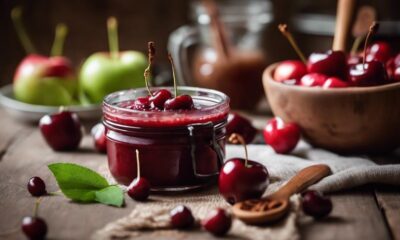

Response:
(48, 163), (109, 202)
(95, 185), (124, 207)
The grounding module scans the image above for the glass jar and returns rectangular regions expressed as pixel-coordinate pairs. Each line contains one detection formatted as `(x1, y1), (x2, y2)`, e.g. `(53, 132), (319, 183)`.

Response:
(103, 86), (230, 192)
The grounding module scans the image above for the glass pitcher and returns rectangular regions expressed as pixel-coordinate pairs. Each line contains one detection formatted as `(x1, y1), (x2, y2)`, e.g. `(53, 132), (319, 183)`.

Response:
(168, 0), (273, 110)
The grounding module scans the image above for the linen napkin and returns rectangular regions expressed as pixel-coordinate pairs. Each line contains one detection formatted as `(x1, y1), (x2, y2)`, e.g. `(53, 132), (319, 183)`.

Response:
(93, 141), (400, 240)
(228, 141), (400, 193)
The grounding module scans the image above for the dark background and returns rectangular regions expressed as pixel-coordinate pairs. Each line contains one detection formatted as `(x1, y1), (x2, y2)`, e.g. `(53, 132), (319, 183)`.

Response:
(1, 0), (400, 86)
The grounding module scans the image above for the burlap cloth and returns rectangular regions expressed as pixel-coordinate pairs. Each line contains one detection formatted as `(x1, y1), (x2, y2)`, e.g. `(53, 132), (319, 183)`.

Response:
(92, 141), (400, 240)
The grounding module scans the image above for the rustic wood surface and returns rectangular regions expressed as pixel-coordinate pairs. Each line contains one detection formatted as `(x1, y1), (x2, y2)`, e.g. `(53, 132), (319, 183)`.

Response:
(0, 108), (399, 240)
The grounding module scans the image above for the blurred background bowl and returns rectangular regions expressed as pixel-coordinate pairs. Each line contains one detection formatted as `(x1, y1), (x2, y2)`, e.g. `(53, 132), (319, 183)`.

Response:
(0, 84), (101, 124)
(263, 63), (400, 154)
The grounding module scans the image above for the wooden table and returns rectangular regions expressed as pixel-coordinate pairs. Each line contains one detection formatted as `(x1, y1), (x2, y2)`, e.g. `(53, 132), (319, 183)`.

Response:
(0, 108), (399, 240)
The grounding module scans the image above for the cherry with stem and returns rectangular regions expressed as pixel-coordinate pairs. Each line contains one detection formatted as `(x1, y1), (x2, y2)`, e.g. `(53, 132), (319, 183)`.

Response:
(362, 21), (379, 68)
(144, 42), (155, 96)
(228, 133), (249, 168)
(168, 53), (178, 98)
(278, 24), (307, 64)
(127, 149), (151, 201)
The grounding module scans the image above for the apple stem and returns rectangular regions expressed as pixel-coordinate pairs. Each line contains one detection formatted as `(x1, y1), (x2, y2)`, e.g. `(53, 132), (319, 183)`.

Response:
(228, 133), (249, 168)
(363, 21), (378, 69)
(11, 7), (37, 54)
(350, 35), (364, 55)
(107, 17), (119, 60)
(51, 23), (68, 56)
(168, 53), (178, 97)
(278, 24), (307, 64)
(144, 42), (155, 96)
(33, 197), (42, 217)
(136, 149), (141, 179)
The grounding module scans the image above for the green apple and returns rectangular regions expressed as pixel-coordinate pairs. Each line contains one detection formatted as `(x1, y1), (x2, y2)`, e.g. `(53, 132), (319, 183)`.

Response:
(79, 17), (147, 104)
(79, 51), (147, 103)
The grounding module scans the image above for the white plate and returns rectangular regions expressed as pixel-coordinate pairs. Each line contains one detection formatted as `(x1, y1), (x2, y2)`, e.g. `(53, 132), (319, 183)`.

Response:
(0, 84), (102, 123)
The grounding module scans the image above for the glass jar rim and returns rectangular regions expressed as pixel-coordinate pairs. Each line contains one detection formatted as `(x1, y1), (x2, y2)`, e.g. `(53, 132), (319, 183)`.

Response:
(103, 86), (230, 127)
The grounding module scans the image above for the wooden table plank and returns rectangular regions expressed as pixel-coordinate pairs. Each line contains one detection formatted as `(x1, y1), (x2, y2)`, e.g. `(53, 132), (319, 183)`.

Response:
(299, 187), (391, 240)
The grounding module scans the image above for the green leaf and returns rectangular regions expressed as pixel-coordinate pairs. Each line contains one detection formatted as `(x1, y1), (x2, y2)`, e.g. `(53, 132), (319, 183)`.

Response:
(95, 185), (124, 207)
(48, 163), (109, 202)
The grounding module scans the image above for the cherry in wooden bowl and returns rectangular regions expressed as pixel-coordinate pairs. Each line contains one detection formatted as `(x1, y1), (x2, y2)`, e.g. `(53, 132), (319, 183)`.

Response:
(262, 63), (400, 154)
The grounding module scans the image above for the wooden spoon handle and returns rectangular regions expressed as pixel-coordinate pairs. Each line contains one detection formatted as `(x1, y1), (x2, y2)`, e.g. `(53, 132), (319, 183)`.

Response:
(269, 164), (331, 200)
(332, 0), (356, 51)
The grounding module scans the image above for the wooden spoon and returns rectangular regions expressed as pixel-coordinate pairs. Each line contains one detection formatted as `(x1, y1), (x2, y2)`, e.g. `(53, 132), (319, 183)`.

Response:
(332, 0), (356, 51)
(232, 164), (331, 225)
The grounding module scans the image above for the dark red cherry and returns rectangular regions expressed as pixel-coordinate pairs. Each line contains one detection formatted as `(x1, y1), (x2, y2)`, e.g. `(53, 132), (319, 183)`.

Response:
(349, 60), (388, 86)
(322, 77), (349, 89)
(307, 51), (347, 79)
(302, 190), (333, 219)
(226, 113), (257, 144)
(274, 60), (307, 83)
(149, 89), (172, 109)
(366, 41), (392, 63)
(127, 149), (150, 201)
(263, 117), (300, 154)
(386, 56), (400, 82)
(300, 73), (328, 87)
(22, 216), (48, 240)
(164, 94), (194, 110)
(347, 54), (362, 65)
(202, 208), (232, 236)
(27, 177), (47, 197)
(133, 96), (151, 110)
(91, 123), (107, 153)
(39, 110), (82, 151)
(127, 178), (151, 201)
(219, 133), (269, 205)
(170, 205), (195, 229)
(394, 53), (400, 66)
(394, 66), (400, 82)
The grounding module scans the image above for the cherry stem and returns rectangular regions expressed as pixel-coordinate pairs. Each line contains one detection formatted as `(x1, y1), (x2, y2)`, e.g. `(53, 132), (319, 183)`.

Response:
(278, 24), (307, 64)
(33, 197), (42, 217)
(350, 35), (364, 55)
(144, 42), (155, 96)
(228, 133), (249, 168)
(107, 17), (119, 60)
(168, 53), (178, 97)
(136, 149), (141, 179)
(51, 23), (68, 56)
(363, 21), (378, 68)
(11, 7), (37, 54)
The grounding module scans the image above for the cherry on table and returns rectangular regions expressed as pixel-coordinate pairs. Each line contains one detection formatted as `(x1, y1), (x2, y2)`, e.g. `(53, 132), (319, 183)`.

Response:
(302, 190), (333, 219)
(91, 123), (107, 153)
(273, 60), (307, 84)
(226, 113), (257, 144)
(127, 149), (151, 201)
(219, 133), (269, 204)
(22, 216), (47, 240)
(27, 177), (47, 197)
(300, 73), (328, 87)
(201, 208), (232, 236)
(39, 109), (82, 151)
(263, 117), (300, 154)
(170, 205), (195, 229)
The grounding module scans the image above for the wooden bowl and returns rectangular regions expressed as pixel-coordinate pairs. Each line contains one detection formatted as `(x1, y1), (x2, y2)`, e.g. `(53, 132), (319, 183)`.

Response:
(263, 63), (400, 154)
